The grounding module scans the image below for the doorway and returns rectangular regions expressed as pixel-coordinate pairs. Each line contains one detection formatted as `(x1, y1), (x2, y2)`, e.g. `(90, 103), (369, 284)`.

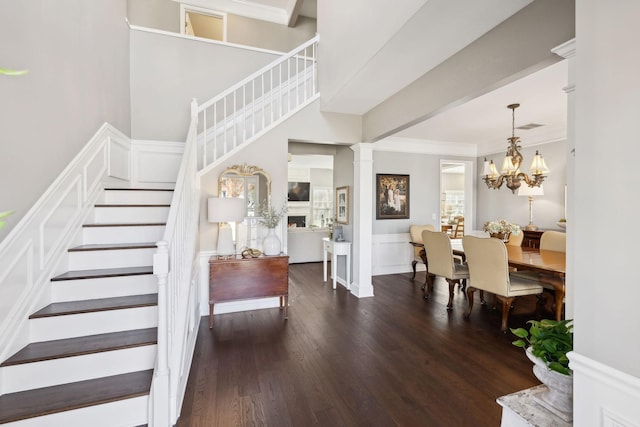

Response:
(440, 160), (474, 233)
(180, 4), (227, 42)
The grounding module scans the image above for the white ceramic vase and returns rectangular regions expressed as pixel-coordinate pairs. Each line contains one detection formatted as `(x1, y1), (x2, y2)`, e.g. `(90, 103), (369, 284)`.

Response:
(262, 227), (281, 256)
(526, 347), (573, 421)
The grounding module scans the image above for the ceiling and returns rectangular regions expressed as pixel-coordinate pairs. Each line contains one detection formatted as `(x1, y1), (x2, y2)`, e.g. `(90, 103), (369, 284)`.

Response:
(198, 0), (568, 156)
(391, 59), (568, 156)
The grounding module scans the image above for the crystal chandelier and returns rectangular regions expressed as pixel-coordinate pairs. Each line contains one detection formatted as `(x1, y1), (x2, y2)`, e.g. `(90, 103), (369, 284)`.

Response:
(482, 103), (549, 194)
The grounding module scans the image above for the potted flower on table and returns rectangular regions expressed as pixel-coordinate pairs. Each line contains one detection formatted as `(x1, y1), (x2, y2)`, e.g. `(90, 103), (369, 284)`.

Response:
(482, 219), (521, 242)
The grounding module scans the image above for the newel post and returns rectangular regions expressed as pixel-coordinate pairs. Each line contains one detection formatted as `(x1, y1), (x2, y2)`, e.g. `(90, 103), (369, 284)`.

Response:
(151, 240), (170, 426)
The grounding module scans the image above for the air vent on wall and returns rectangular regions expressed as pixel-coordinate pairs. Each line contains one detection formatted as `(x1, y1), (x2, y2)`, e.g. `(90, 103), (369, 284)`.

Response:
(516, 123), (544, 130)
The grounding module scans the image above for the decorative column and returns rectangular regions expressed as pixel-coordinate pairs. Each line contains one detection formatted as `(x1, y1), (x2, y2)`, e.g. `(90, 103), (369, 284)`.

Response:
(350, 143), (374, 298)
(551, 38), (575, 319)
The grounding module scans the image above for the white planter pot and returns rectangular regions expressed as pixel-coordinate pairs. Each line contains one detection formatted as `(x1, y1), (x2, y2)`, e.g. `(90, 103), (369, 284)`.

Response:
(526, 347), (573, 421)
(263, 228), (281, 256)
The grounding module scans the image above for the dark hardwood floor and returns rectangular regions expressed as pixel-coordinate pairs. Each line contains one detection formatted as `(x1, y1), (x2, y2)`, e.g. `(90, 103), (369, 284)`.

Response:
(177, 262), (544, 427)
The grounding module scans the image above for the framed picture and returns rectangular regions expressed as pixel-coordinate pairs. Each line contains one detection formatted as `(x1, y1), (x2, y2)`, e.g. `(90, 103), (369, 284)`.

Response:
(335, 186), (349, 224)
(376, 174), (409, 219)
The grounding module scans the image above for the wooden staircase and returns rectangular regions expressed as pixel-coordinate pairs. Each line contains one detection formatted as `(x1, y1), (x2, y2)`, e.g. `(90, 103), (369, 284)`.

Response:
(0, 188), (172, 426)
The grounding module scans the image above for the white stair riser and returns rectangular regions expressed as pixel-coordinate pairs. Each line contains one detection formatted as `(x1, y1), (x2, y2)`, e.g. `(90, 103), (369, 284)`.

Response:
(104, 190), (173, 205)
(1, 345), (157, 394)
(83, 225), (165, 244)
(2, 395), (148, 427)
(30, 306), (158, 342)
(52, 274), (157, 302)
(94, 206), (170, 223)
(68, 248), (155, 270)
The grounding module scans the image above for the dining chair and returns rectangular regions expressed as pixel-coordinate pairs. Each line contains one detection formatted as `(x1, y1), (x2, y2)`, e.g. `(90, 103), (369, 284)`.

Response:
(409, 224), (436, 284)
(462, 236), (544, 332)
(538, 230), (567, 319)
(506, 232), (524, 246)
(451, 216), (465, 238)
(540, 231), (566, 252)
(422, 230), (469, 309)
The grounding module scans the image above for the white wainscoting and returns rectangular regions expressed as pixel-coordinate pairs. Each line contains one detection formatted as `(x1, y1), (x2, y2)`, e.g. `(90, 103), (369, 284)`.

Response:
(570, 351), (640, 427)
(131, 140), (184, 187)
(0, 123), (131, 362)
(371, 232), (420, 276)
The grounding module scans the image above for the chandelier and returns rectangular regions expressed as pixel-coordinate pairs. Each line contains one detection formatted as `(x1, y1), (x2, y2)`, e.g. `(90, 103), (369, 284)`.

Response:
(482, 103), (549, 193)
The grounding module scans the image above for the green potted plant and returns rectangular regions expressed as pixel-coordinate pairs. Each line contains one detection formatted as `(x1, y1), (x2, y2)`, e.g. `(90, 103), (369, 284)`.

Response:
(511, 319), (573, 421)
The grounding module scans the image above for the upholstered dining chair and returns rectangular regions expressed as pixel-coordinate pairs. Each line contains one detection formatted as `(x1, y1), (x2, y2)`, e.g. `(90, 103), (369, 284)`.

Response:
(540, 230), (566, 252)
(422, 230), (469, 309)
(506, 232), (524, 246)
(409, 224), (436, 284)
(462, 236), (544, 332)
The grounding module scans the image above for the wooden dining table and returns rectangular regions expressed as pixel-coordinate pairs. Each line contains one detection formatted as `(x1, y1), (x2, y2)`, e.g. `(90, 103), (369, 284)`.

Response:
(410, 239), (567, 320)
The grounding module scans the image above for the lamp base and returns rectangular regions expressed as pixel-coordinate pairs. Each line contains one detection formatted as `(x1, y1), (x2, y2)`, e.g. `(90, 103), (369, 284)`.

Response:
(524, 224), (539, 231)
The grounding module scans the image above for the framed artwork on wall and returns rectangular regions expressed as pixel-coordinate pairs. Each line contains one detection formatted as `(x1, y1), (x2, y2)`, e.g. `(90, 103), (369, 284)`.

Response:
(376, 174), (410, 219)
(336, 186), (349, 224)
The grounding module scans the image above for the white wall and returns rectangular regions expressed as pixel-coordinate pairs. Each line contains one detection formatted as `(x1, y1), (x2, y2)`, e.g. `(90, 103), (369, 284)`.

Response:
(128, 0), (180, 32)
(572, 2), (640, 425)
(0, 0), (131, 238)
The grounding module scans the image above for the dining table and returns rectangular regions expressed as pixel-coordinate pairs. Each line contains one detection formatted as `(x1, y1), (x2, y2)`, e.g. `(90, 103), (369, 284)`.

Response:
(410, 237), (566, 320)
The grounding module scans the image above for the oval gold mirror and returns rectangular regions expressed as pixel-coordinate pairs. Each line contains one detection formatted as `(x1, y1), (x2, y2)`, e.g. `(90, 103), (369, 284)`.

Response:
(219, 163), (271, 217)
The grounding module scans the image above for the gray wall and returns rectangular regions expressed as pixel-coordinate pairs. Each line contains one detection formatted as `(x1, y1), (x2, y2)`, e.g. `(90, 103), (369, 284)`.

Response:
(228, 15), (317, 52)
(372, 151), (475, 234)
(476, 140), (567, 232)
(0, 0), (131, 237)
(127, 0), (316, 53)
(128, 0), (180, 32)
(129, 28), (280, 141)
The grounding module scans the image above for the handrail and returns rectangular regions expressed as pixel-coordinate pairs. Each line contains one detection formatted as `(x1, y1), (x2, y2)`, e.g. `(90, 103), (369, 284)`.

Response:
(151, 100), (200, 426)
(150, 36), (320, 425)
(198, 35), (318, 111)
(197, 35), (319, 171)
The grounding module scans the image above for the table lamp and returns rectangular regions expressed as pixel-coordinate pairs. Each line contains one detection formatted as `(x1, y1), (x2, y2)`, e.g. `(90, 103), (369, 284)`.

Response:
(207, 197), (246, 259)
(517, 185), (544, 231)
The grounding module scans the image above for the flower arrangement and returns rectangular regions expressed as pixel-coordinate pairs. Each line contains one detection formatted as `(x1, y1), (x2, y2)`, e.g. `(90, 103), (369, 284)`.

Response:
(256, 202), (287, 229)
(482, 219), (521, 236)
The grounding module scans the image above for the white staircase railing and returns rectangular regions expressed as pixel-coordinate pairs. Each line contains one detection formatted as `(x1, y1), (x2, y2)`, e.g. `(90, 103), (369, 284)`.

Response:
(197, 35), (319, 172)
(150, 100), (201, 426)
(150, 36), (320, 426)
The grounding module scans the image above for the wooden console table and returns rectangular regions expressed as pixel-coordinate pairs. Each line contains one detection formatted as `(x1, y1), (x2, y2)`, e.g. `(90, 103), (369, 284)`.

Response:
(208, 255), (289, 328)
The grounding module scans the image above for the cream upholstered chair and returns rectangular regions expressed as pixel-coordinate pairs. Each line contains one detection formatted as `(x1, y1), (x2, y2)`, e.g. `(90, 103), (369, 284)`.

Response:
(462, 236), (544, 332)
(422, 230), (469, 309)
(540, 231), (566, 252)
(506, 232), (524, 246)
(409, 224), (436, 284)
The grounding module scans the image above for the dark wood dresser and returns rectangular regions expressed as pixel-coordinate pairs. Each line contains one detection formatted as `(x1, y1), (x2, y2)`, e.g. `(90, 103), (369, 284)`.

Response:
(208, 255), (289, 328)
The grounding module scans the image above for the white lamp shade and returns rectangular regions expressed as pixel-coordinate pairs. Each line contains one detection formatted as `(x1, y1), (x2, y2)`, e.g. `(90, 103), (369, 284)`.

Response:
(517, 185), (544, 197)
(207, 197), (246, 223)
(529, 151), (549, 174)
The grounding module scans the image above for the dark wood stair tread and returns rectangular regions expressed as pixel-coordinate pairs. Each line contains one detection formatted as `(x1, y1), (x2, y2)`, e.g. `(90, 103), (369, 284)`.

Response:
(94, 204), (170, 207)
(0, 369), (153, 424)
(30, 294), (157, 319)
(51, 266), (153, 281)
(83, 222), (166, 228)
(105, 188), (173, 191)
(69, 242), (157, 252)
(1, 328), (157, 366)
